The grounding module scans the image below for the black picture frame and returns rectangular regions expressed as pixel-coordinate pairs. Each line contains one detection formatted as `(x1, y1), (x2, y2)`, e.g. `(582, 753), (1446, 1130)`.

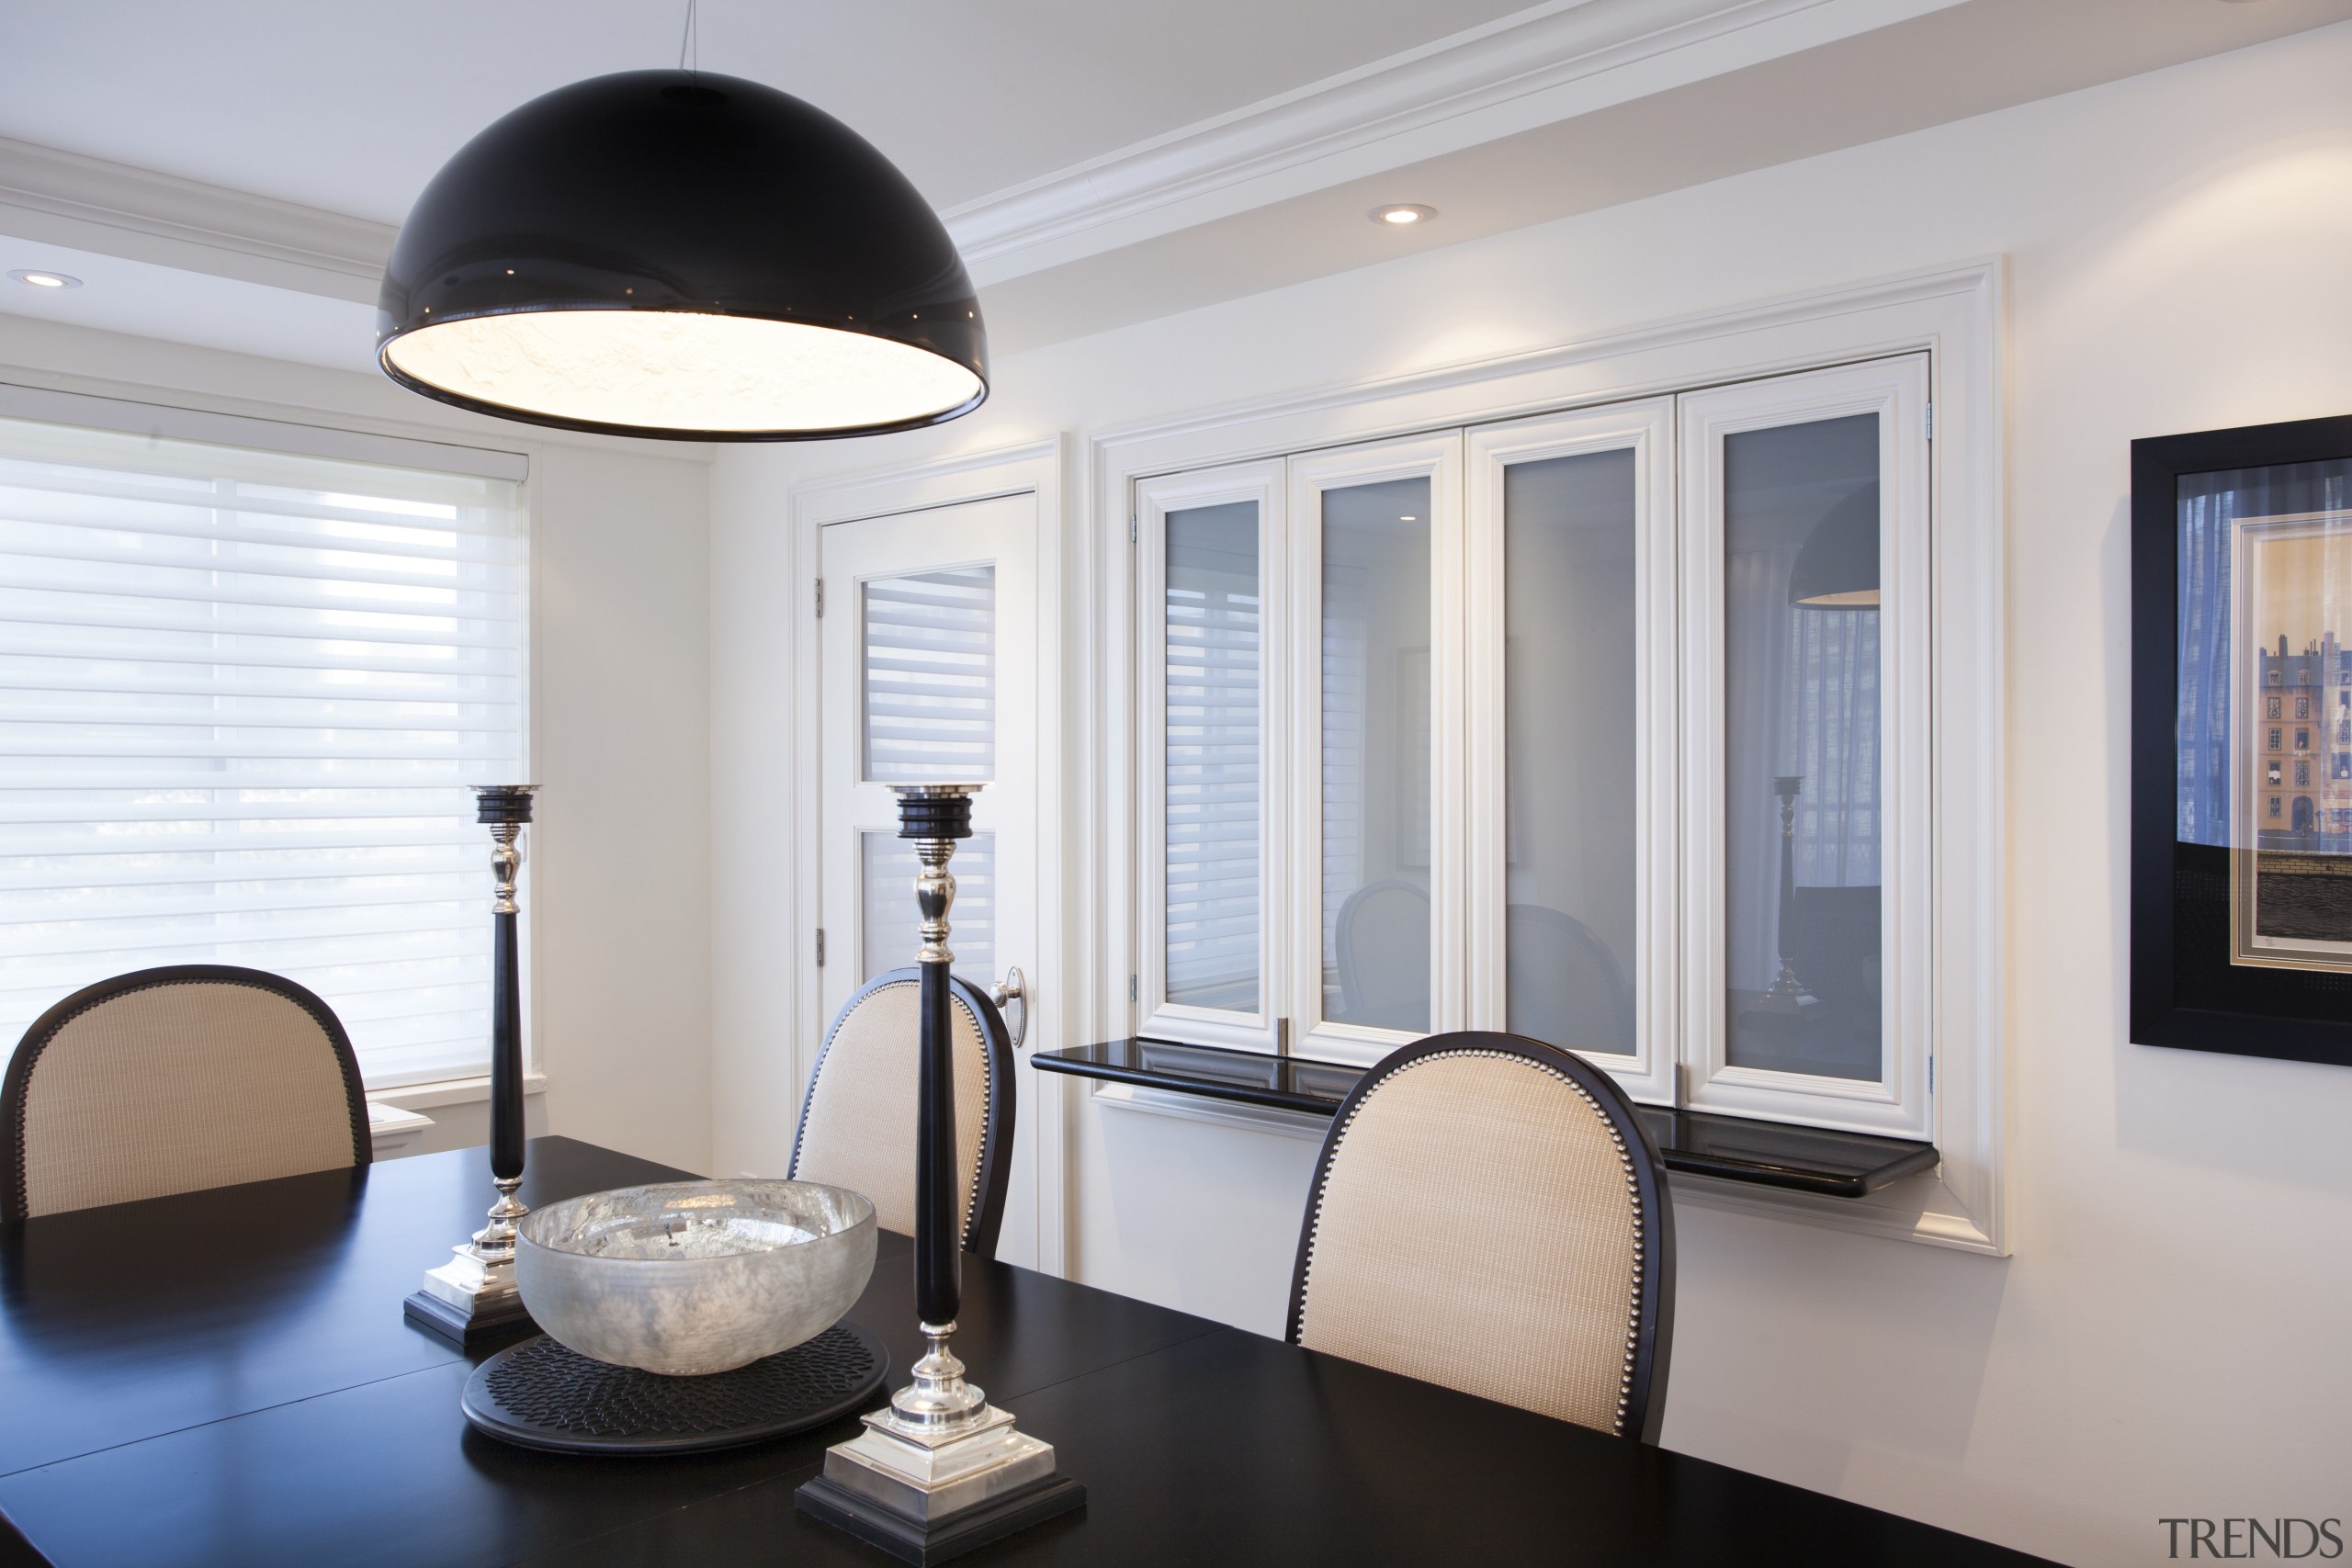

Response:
(2132, 413), (2352, 1067)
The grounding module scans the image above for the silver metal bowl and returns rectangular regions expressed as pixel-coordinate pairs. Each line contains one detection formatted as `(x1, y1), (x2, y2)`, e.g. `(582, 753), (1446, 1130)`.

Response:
(514, 1179), (877, 1376)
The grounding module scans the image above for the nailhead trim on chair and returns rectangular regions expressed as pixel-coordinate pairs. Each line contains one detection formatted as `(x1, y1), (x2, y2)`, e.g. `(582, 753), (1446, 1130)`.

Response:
(1295, 1044), (1649, 1438)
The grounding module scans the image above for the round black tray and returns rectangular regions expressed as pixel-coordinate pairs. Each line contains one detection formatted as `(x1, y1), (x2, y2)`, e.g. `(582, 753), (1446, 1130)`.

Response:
(461, 1321), (889, 1456)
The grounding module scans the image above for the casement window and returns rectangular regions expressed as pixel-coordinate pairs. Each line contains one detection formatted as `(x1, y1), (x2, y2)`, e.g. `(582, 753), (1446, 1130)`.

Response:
(0, 405), (526, 1088)
(1135, 356), (1935, 1136)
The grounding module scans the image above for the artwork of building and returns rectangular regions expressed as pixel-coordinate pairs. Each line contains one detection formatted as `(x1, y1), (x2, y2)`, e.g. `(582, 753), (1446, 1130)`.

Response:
(2256, 632), (2352, 847)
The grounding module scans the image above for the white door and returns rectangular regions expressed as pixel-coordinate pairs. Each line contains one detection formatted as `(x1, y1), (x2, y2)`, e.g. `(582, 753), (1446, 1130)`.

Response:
(819, 492), (1042, 1268)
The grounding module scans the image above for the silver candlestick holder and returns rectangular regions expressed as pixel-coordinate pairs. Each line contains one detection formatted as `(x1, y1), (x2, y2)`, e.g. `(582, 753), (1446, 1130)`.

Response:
(404, 784), (538, 1348)
(797, 783), (1083, 1564)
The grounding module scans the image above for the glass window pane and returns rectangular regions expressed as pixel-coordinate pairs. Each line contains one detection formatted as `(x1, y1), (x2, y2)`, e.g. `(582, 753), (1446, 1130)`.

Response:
(1504, 450), (1637, 1056)
(862, 829), (993, 984)
(1166, 502), (1261, 1012)
(864, 566), (994, 783)
(1320, 477), (1430, 1032)
(1724, 414), (1883, 1080)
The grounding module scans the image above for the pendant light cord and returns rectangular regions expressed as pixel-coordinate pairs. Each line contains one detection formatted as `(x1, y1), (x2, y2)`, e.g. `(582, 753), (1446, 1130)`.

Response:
(677, 0), (698, 73)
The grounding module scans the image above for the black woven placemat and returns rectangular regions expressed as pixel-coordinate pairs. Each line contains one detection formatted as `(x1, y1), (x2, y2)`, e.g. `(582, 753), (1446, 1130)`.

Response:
(460, 1321), (889, 1455)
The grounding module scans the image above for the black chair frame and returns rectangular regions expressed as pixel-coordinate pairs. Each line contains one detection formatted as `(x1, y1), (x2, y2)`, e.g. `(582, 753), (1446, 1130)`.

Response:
(786, 966), (1018, 1259)
(3, 964), (372, 1224)
(1284, 1030), (1677, 1444)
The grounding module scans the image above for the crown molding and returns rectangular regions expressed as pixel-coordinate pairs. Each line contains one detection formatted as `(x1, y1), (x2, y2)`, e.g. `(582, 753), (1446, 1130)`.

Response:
(0, 0), (1951, 305)
(942, 0), (1963, 276)
(0, 134), (394, 303)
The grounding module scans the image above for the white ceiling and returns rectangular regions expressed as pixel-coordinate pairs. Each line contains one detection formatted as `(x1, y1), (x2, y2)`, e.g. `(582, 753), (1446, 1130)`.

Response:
(2, 0), (2348, 377)
(0, 0), (1533, 220)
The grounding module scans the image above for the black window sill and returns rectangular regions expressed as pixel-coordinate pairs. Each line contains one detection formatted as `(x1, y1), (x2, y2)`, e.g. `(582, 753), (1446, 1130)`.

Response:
(1034, 1038), (1938, 1199)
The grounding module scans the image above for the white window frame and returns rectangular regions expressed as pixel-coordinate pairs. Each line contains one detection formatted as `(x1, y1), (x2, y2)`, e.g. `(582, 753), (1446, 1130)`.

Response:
(1091, 261), (2006, 1255)
(1679, 358), (1934, 1137)
(1285, 434), (1466, 1066)
(1135, 460), (1288, 1053)
(1464, 399), (1679, 1106)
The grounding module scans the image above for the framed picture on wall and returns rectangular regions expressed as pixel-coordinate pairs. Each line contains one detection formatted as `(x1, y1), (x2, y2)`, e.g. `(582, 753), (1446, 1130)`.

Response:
(2132, 413), (2352, 1066)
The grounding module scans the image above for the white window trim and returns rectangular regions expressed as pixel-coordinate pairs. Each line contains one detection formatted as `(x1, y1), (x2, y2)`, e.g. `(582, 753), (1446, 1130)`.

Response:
(1285, 434), (1467, 1065)
(1135, 460), (1289, 1053)
(1090, 259), (2007, 1255)
(370, 1071), (548, 1113)
(1679, 358), (1933, 1138)
(1464, 398), (1679, 1107)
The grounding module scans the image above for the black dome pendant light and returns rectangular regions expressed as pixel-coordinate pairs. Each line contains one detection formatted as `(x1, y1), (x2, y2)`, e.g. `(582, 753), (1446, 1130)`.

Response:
(378, 19), (985, 441)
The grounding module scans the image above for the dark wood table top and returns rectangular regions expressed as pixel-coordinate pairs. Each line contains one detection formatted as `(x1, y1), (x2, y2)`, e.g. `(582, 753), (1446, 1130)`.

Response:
(0, 1137), (2051, 1567)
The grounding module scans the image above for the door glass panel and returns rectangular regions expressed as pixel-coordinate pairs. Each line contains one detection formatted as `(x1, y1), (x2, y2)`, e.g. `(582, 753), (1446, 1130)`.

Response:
(862, 829), (994, 983)
(1504, 450), (1637, 1056)
(863, 566), (995, 783)
(1320, 477), (1430, 1032)
(1165, 502), (1261, 1012)
(1723, 414), (1883, 1080)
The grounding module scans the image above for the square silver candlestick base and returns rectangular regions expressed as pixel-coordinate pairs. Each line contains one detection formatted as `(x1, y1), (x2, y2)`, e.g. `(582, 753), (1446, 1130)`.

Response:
(797, 1315), (1082, 1563)
(402, 1177), (536, 1348)
(401, 1247), (534, 1348)
(796, 1405), (1084, 1567)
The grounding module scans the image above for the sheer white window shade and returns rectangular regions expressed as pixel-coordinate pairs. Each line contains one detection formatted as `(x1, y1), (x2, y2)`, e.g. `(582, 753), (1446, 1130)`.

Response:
(863, 567), (995, 784)
(0, 412), (526, 1088)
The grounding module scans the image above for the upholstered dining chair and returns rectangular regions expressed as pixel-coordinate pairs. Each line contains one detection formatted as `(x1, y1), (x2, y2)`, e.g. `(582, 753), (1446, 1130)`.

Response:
(1286, 1031), (1675, 1442)
(2, 964), (371, 1223)
(787, 967), (1016, 1258)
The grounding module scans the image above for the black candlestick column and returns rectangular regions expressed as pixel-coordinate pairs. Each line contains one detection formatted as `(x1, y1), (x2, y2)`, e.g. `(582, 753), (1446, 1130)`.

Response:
(401, 784), (538, 1347)
(901, 786), (968, 1331)
(880, 784), (987, 1430)
(481, 786), (534, 1190)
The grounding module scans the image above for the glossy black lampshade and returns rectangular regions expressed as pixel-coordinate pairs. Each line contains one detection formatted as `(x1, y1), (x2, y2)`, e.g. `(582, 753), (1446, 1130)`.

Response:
(378, 70), (987, 441)
(1787, 482), (1881, 609)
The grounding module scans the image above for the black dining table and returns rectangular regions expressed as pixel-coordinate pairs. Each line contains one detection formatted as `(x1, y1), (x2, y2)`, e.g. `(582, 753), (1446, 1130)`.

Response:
(0, 1137), (2051, 1567)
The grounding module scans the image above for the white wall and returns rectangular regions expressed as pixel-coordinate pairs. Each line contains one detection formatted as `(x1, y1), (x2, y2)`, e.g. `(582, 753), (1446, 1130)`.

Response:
(0, 315), (717, 1177)
(709, 23), (2352, 1565)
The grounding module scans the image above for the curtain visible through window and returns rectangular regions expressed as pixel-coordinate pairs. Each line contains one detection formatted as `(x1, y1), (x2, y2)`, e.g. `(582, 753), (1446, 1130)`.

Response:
(1783, 605), (1882, 887)
(0, 413), (526, 1087)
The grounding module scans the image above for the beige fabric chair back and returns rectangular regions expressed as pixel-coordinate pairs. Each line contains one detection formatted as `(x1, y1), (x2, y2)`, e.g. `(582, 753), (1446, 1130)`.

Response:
(3, 966), (370, 1222)
(788, 968), (1014, 1257)
(1287, 1032), (1674, 1442)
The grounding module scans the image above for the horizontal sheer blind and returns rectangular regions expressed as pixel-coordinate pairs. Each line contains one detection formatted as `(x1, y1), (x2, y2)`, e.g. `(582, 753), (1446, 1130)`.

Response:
(0, 413), (525, 1088)
(1164, 503), (1260, 1012)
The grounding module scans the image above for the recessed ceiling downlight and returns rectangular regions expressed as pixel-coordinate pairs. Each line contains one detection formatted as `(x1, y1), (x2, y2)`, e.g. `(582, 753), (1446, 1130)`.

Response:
(1370, 204), (1437, 227)
(9, 269), (82, 289)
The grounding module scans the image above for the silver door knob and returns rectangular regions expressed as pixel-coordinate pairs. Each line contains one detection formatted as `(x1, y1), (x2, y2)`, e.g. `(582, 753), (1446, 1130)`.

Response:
(988, 966), (1027, 1050)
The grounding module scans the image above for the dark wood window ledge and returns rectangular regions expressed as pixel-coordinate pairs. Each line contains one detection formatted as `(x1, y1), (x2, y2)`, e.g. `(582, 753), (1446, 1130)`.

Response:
(1035, 1038), (1938, 1199)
